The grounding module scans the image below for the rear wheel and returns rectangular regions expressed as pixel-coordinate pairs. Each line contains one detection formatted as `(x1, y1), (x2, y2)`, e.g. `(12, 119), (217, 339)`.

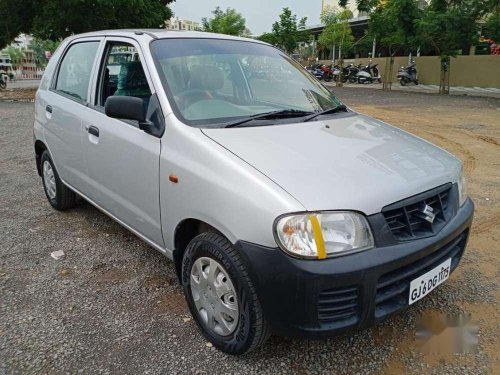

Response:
(41, 151), (76, 210)
(182, 232), (270, 355)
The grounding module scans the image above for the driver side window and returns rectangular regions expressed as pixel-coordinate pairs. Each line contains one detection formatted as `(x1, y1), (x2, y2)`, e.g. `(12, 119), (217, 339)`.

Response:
(97, 42), (151, 108)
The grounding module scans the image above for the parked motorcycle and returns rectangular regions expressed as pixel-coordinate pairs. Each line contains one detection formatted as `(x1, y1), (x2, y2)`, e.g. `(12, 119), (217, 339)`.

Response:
(356, 62), (381, 84)
(306, 64), (324, 80)
(397, 62), (418, 86)
(343, 64), (360, 83)
(0, 74), (7, 90)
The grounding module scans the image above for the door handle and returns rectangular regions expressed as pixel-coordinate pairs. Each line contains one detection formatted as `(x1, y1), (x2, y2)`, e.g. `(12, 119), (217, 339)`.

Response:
(46, 105), (52, 113)
(88, 126), (99, 137)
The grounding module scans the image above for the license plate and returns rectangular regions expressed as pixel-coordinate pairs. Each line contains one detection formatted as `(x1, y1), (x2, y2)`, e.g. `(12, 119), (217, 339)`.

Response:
(409, 258), (451, 305)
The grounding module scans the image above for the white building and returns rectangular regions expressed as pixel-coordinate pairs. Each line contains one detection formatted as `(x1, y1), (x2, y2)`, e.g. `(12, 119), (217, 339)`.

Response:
(322, 0), (363, 17)
(165, 17), (201, 31)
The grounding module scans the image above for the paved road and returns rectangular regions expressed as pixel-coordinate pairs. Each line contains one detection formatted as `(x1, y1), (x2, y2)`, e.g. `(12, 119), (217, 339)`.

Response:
(1, 89), (498, 374)
(4, 79), (41, 89)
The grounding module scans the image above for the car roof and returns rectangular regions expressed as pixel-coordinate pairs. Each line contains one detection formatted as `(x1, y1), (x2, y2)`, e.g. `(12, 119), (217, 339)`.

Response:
(66, 29), (267, 45)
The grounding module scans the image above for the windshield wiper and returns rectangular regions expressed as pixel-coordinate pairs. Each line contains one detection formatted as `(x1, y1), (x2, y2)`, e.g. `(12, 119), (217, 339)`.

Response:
(302, 104), (348, 122)
(223, 109), (314, 128)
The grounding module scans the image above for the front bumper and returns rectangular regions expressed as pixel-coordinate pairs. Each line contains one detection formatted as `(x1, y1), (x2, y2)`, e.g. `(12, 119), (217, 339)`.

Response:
(236, 198), (474, 338)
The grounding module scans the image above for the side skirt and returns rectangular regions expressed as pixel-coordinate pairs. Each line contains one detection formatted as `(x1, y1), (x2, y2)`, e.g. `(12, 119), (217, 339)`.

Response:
(61, 180), (174, 260)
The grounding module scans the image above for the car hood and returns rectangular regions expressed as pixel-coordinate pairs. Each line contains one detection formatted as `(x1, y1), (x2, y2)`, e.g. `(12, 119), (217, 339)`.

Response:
(202, 114), (461, 215)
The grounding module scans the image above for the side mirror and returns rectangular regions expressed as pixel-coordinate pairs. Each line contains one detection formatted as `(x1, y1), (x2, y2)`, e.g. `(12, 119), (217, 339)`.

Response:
(105, 96), (146, 122)
(105, 96), (154, 133)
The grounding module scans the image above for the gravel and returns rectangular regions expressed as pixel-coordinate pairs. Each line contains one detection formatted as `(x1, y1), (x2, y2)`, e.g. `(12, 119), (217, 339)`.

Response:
(0, 94), (497, 374)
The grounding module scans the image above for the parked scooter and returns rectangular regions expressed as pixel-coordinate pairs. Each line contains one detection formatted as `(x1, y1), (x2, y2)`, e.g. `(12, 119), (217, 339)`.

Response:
(397, 61), (418, 86)
(356, 61), (382, 84)
(306, 64), (324, 80)
(0, 74), (7, 90)
(319, 64), (335, 82)
(343, 64), (360, 83)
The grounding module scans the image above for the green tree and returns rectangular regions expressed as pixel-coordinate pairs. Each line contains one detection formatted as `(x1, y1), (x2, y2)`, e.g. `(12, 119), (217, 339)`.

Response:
(0, 0), (175, 49)
(270, 8), (310, 54)
(202, 7), (248, 36)
(29, 38), (61, 67)
(483, 8), (500, 42)
(257, 33), (278, 45)
(338, 0), (378, 13)
(0, 0), (36, 49)
(368, 0), (422, 89)
(319, 8), (354, 60)
(2, 46), (25, 68)
(416, 0), (481, 93)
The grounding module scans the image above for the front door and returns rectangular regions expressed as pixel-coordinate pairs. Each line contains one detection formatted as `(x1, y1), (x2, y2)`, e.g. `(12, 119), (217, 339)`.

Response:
(83, 38), (164, 248)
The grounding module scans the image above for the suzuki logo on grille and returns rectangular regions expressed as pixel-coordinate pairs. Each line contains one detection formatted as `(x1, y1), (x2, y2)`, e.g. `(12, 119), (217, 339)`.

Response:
(421, 204), (436, 224)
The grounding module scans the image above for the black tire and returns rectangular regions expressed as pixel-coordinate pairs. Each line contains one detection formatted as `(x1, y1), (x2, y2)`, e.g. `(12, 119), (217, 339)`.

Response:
(0, 80), (6, 90)
(415, 79), (419, 85)
(40, 151), (76, 210)
(349, 76), (357, 83)
(182, 232), (270, 355)
(400, 78), (407, 86)
(323, 75), (332, 82)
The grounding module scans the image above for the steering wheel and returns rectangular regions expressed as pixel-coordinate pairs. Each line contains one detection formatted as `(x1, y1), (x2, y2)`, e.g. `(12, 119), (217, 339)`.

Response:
(175, 89), (212, 110)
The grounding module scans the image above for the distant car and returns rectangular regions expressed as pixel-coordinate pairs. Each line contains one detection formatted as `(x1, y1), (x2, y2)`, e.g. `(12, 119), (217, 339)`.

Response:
(34, 29), (474, 355)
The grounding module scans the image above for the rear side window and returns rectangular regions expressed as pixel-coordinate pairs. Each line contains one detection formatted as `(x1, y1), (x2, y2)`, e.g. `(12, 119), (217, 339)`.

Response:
(55, 41), (100, 102)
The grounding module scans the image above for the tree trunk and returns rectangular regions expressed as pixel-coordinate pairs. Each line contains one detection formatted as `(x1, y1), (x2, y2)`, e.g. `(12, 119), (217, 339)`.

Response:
(439, 56), (450, 95)
(383, 56), (394, 91)
(336, 58), (344, 87)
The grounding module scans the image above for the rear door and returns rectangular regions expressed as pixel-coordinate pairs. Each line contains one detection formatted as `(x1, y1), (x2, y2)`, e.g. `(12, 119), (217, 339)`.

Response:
(82, 37), (164, 248)
(42, 38), (103, 191)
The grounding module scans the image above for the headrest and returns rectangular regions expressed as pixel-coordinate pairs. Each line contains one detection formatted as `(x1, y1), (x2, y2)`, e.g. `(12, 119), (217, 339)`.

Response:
(117, 61), (148, 91)
(188, 65), (224, 91)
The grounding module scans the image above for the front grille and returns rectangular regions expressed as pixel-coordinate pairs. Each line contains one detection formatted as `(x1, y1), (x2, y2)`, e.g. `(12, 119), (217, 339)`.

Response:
(318, 286), (359, 327)
(383, 185), (452, 241)
(374, 232), (467, 319)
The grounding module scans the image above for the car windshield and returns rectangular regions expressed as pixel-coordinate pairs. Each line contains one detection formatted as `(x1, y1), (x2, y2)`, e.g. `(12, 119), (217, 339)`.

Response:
(150, 38), (343, 127)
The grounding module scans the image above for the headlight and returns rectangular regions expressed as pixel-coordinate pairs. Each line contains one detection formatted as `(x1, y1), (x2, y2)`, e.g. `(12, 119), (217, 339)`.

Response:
(275, 211), (374, 259)
(457, 167), (468, 206)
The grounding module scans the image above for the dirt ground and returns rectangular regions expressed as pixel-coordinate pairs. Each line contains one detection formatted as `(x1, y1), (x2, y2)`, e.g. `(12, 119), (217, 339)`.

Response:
(335, 88), (500, 374)
(1, 88), (499, 374)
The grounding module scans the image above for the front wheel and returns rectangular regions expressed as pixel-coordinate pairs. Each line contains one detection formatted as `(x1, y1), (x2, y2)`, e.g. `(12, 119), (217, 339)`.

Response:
(0, 80), (6, 90)
(182, 232), (270, 355)
(400, 78), (407, 86)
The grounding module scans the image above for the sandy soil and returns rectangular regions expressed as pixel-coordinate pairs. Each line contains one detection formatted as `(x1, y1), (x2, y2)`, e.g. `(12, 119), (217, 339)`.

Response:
(334, 88), (500, 374)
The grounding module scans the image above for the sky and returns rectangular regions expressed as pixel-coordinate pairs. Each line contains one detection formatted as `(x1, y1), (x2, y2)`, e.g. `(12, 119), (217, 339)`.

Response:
(170, 0), (324, 36)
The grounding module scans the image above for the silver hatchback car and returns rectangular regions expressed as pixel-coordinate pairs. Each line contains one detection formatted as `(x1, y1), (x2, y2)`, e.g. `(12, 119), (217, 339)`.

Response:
(34, 30), (474, 355)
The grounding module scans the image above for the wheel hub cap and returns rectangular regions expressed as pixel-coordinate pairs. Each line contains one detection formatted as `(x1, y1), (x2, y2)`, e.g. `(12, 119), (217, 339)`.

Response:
(43, 161), (56, 199)
(190, 257), (239, 336)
